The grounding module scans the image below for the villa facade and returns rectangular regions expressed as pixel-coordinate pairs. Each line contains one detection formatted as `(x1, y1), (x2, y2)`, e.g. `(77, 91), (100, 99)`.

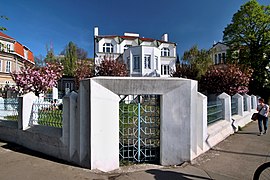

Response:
(94, 27), (177, 77)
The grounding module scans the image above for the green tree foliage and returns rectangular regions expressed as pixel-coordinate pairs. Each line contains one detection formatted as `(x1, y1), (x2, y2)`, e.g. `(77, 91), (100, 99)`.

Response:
(171, 63), (199, 80)
(96, 59), (128, 76)
(223, 0), (270, 96)
(200, 64), (253, 96)
(181, 45), (213, 80)
(44, 47), (58, 63)
(0, 16), (8, 31)
(62, 42), (77, 76)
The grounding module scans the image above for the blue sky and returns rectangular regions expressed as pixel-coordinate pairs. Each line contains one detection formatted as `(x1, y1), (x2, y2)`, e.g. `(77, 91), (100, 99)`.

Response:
(1, 0), (269, 59)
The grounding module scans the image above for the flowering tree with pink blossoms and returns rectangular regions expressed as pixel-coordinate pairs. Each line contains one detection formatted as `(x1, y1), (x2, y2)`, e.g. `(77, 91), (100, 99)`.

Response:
(200, 64), (253, 95)
(11, 63), (63, 96)
(96, 59), (128, 77)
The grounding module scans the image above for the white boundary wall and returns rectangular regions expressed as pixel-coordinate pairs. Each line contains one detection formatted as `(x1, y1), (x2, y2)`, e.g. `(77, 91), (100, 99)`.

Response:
(0, 78), (258, 172)
(205, 93), (257, 150)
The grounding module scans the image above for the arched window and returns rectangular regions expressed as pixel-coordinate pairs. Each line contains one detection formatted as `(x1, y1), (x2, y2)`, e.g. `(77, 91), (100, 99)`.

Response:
(161, 48), (170, 57)
(103, 43), (113, 53)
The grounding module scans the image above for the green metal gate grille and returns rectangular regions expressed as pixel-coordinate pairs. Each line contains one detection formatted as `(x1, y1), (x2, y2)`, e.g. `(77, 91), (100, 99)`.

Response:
(119, 95), (160, 164)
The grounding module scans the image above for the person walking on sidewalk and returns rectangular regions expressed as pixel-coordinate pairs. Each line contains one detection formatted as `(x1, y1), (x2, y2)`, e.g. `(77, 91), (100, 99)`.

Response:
(257, 98), (269, 136)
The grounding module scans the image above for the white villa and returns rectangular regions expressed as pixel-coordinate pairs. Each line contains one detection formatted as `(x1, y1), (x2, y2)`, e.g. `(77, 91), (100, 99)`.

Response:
(94, 27), (177, 77)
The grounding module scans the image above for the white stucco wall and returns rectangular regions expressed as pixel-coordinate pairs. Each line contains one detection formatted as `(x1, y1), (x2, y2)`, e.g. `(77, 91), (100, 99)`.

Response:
(90, 80), (119, 172)
(86, 77), (206, 168)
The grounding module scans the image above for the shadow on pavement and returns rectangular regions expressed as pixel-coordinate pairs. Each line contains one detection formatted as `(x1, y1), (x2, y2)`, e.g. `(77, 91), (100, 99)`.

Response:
(0, 140), (78, 168)
(211, 148), (270, 158)
(235, 131), (258, 135)
(145, 169), (212, 180)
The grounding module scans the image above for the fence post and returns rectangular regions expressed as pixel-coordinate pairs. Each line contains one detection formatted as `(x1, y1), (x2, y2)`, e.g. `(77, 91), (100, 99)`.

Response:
(62, 91), (79, 163)
(218, 93), (231, 122)
(243, 94), (251, 112)
(233, 93), (244, 116)
(251, 95), (257, 110)
(18, 92), (38, 130)
(197, 92), (207, 151)
(52, 87), (58, 100)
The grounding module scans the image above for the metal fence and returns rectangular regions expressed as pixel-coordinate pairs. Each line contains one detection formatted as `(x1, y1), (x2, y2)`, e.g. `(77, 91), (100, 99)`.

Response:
(30, 99), (63, 128)
(0, 98), (19, 121)
(119, 95), (160, 164)
(231, 98), (238, 115)
(207, 100), (223, 124)
(243, 97), (247, 111)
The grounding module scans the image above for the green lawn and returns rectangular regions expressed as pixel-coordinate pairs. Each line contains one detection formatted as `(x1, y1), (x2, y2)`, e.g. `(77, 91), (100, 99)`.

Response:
(4, 115), (18, 121)
(37, 109), (63, 128)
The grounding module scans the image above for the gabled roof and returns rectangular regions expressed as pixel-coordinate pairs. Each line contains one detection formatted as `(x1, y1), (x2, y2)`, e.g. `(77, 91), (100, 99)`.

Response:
(0, 31), (14, 40)
(212, 42), (228, 47)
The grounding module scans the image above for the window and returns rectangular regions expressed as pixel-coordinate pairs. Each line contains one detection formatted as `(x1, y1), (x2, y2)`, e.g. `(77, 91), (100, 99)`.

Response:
(24, 49), (28, 59)
(103, 43), (113, 53)
(124, 44), (132, 51)
(218, 53), (222, 64)
(144, 55), (151, 69)
(127, 57), (130, 70)
(133, 56), (140, 72)
(214, 54), (218, 64)
(161, 48), (170, 57)
(155, 56), (158, 70)
(222, 53), (226, 63)
(6, 61), (11, 73)
(0, 43), (4, 51)
(6, 44), (11, 52)
(161, 65), (170, 75)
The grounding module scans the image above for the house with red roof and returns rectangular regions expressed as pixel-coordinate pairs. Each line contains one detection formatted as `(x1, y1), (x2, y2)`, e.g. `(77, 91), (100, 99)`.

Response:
(0, 32), (34, 87)
(94, 27), (177, 77)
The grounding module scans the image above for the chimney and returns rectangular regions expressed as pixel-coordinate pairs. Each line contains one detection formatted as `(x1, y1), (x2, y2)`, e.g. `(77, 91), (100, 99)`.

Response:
(162, 33), (168, 42)
(124, 32), (139, 37)
(94, 26), (99, 37)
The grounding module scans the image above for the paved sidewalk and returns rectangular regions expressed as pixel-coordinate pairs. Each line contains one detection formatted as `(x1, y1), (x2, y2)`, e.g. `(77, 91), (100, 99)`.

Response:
(0, 121), (269, 180)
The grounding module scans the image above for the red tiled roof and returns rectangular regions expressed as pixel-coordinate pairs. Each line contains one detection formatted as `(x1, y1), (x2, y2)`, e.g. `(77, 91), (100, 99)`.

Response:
(119, 36), (137, 40)
(28, 51), (34, 63)
(0, 32), (14, 40)
(14, 42), (24, 57)
(97, 35), (176, 44)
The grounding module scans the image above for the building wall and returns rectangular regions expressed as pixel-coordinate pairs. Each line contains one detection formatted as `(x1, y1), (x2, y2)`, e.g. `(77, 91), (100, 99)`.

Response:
(211, 43), (229, 64)
(0, 52), (25, 86)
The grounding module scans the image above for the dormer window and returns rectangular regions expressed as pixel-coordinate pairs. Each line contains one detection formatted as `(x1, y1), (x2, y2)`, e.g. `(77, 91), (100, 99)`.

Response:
(103, 43), (113, 53)
(161, 48), (170, 57)
(6, 44), (11, 52)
